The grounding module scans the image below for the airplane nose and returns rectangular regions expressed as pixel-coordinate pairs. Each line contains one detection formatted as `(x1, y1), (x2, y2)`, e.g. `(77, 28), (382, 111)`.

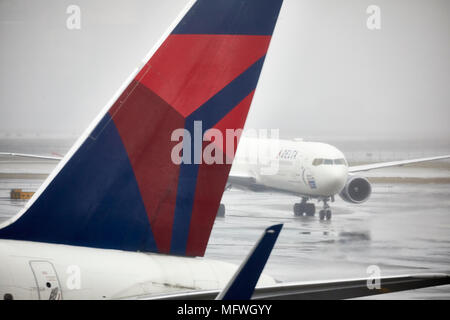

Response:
(321, 167), (348, 196)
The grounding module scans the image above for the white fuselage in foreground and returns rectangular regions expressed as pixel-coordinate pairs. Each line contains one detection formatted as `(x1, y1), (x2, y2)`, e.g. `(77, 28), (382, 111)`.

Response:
(0, 240), (275, 300)
(231, 138), (349, 198)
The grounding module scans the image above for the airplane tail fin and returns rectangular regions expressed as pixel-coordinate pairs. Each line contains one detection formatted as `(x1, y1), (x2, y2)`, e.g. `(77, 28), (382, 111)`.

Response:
(0, 0), (284, 256)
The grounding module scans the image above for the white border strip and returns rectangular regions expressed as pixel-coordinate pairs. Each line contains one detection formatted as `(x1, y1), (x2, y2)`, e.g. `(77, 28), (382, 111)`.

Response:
(0, 0), (197, 229)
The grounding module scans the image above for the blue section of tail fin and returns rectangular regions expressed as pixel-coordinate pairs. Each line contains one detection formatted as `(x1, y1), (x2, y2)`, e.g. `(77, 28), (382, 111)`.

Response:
(0, 113), (157, 251)
(173, 0), (284, 35)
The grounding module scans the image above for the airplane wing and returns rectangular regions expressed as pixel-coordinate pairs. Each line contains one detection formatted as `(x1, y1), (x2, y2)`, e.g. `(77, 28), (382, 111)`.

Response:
(348, 155), (450, 173)
(228, 172), (257, 187)
(131, 223), (450, 300)
(139, 273), (450, 300)
(0, 152), (63, 161)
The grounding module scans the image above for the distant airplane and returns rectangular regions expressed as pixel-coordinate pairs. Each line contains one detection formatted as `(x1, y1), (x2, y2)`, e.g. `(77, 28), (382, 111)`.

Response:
(6, 137), (448, 221)
(1, 0), (448, 300)
(227, 137), (450, 220)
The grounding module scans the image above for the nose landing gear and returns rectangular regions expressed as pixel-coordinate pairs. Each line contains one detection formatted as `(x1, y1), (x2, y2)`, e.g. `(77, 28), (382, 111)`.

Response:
(319, 198), (332, 221)
(293, 198), (316, 217)
(217, 203), (226, 217)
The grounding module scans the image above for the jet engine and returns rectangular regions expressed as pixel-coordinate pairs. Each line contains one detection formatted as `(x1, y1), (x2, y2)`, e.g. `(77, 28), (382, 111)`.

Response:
(339, 176), (372, 204)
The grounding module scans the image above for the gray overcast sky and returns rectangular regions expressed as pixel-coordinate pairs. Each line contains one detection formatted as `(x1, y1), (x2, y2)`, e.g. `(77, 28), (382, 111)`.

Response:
(0, 0), (449, 140)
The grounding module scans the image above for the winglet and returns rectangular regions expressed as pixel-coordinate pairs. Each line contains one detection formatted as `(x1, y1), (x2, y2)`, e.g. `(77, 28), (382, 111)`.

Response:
(216, 224), (283, 300)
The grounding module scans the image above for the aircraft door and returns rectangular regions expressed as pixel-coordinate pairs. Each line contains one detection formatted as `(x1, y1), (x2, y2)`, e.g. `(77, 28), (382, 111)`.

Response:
(29, 261), (62, 300)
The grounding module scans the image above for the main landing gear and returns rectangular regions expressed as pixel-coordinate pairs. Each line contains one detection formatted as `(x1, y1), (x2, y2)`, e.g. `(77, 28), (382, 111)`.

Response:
(293, 197), (333, 220)
(293, 198), (315, 217)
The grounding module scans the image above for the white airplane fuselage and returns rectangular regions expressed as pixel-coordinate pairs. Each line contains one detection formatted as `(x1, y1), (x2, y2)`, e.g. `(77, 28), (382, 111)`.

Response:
(232, 138), (349, 199)
(0, 239), (275, 300)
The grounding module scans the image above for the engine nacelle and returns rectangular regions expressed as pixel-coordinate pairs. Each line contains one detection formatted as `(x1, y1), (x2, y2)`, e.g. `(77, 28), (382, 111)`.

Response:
(339, 176), (372, 204)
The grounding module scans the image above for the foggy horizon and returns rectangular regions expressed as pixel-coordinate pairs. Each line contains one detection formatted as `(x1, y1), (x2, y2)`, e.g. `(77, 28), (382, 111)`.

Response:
(1, 0), (449, 141)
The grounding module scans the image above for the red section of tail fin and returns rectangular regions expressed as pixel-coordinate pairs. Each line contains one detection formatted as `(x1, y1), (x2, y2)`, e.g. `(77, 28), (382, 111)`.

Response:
(211, 91), (256, 161)
(109, 81), (184, 253)
(137, 35), (271, 117)
(185, 92), (255, 256)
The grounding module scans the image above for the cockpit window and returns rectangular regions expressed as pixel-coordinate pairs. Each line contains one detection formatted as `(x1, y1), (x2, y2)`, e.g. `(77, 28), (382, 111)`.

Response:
(313, 158), (347, 166)
(312, 159), (323, 166)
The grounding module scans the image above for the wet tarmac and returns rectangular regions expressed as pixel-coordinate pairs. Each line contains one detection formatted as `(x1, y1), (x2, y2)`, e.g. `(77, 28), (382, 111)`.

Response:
(207, 183), (450, 299)
(0, 159), (449, 299)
